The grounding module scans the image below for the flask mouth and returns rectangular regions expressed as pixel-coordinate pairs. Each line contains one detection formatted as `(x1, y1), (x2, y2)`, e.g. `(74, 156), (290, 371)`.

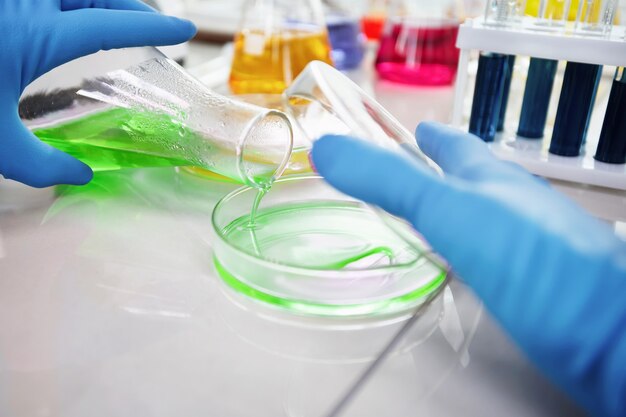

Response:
(238, 110), (294, 189)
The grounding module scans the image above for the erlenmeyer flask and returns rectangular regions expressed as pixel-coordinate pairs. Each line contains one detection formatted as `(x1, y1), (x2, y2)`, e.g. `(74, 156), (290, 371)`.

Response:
(375, 0), (462, 86)
(229, 0), (334, 95)
(21, 47), (293, 189)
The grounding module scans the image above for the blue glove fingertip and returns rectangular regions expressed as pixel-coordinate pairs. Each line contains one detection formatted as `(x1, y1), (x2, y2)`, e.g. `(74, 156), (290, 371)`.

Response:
(170, 16), (197, 39)
(311, 134), (353, 178)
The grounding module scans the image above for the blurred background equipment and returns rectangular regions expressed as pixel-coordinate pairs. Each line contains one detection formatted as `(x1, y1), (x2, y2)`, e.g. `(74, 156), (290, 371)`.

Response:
(228, 0), (333, 94)
(374, 0), (463, 86)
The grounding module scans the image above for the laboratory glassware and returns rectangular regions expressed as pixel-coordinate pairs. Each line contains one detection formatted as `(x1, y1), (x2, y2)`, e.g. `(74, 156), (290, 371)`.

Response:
(21, 47), (294, 189)
(374, 0), (463, 86)
(578, 0), (619, 35)
(362, 0), (390, 40)
(211, 175), (446, 317)
(284, 60), (444, 261)
(484, 0), (526, 25)
(549, 62), (602, 156)
(595, 67), (626, 164)
(325, 2), (367, 70)
(497, 55), (517, 132)
(468, 0), (519, 142)
(229, 0), (334, 95)
(531, 0), (574, 29)
(469, 53), (511, 141)
(517, 58), (559, 139)
(213, 61), (447, 317)
(284, 61), (439, 173)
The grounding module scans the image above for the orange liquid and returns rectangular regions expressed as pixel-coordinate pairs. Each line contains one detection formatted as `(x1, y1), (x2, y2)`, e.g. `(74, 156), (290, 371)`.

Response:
(229, 29), (333, 95)
(362, 15), (386, 40)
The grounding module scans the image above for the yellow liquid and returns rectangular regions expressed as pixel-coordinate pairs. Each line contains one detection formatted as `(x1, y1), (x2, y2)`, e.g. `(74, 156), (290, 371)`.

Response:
(525, 0), (603, 22)
(229, 28), (333, 95)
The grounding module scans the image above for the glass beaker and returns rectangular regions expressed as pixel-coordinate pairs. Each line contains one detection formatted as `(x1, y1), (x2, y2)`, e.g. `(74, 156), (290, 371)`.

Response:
(21, 47), (294, 189)
(325, 3), (367, 70)
(284, 60), (443, 251)
(375, 0), (463, 86)
(229, 0), (334, 95)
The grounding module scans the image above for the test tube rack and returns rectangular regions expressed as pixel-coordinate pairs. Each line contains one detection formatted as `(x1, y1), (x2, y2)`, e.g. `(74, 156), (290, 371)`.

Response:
(452, 18), (626, 191)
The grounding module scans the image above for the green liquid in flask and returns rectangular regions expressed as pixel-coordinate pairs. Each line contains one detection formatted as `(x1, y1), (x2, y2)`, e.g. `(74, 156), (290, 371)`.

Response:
(33, 108), (275, 186)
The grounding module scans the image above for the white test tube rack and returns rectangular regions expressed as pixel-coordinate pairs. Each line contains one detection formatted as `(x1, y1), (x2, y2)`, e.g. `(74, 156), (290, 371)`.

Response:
(452, 18), (626, 191)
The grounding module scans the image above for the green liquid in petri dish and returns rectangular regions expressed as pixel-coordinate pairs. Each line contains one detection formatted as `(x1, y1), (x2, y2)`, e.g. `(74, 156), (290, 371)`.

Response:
(217, 199), (446, 316)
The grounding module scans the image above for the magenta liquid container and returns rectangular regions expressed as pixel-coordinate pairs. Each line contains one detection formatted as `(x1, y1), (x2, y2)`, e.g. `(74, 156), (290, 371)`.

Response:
(375, 18), (460, 86)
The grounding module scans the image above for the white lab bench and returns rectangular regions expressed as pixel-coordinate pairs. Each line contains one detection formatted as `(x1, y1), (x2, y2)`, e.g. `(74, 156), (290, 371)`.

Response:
(0, 40), (614, 417)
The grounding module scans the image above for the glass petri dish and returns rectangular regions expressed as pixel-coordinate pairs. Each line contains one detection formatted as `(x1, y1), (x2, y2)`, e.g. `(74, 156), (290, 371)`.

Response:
(211, 175), (446, 318)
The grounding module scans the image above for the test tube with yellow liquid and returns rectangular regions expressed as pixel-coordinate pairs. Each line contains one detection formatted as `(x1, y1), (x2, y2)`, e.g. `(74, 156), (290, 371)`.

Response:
(229, 0), (334, 95)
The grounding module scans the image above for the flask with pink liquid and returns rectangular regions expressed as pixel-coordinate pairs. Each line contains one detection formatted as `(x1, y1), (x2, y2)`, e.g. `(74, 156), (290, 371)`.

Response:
(375, 0), (462, 86)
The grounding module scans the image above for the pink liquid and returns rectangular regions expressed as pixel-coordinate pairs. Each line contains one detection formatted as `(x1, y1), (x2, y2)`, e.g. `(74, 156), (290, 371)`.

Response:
(375, 21), (460, 86)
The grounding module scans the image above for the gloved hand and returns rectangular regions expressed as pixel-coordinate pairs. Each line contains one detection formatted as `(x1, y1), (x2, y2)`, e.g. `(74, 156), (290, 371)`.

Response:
(0, 0), (197, 188)
(312, 122), (626, 417)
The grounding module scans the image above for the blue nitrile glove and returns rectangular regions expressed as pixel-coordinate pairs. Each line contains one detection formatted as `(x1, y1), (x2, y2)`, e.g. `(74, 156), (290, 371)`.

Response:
(312, 122), (626, 417)
(0, 0), (197, 188)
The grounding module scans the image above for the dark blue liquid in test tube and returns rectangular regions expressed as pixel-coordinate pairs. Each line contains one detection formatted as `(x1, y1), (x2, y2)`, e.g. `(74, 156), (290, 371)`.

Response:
(497, 55), (516, 132)
(327, 14), (365, 71)
(595, 68), (626, 164)
(517, 58), (558, 139)
(549, 62), (602, 157)
(469, 53), (510, 142)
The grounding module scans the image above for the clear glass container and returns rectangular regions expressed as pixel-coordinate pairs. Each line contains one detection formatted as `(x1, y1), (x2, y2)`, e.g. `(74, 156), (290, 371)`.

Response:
(374, 0), (463, 86)
(210, 61), (446, 317)
(229, 0), (334, 94)
(595, 67), (626, 164)
(577, 0), (619, 35)
(484, 0), (525, 26)
(21, 47), (294, 189)
(325, 3), (367, 70)
(284, 61), (438, 172)
(212, 175), (446, 317)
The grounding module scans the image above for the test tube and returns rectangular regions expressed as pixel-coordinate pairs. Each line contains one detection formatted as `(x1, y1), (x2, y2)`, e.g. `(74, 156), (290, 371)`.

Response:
(549, 62), (603, 156)
(578, 0), (618, 35)
(497, 55), (517, 132)
(484, 0), (519, 25)
(595, 67), (626, 164)
(517, 58), (559, 138)
(470, 0), (516, 141)
(469, 53), (511, 142)
(535, 0), (574, 28)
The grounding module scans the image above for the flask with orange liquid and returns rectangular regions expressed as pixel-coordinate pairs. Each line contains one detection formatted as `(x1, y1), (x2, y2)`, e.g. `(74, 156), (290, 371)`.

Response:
(362, 0), (391, 40)
(229, 0), (334, 95)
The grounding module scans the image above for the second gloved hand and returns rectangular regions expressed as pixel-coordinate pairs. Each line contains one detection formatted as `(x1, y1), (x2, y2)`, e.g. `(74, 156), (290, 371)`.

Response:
(0, 0), (197, 188)
(312, 122), (626, 417)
